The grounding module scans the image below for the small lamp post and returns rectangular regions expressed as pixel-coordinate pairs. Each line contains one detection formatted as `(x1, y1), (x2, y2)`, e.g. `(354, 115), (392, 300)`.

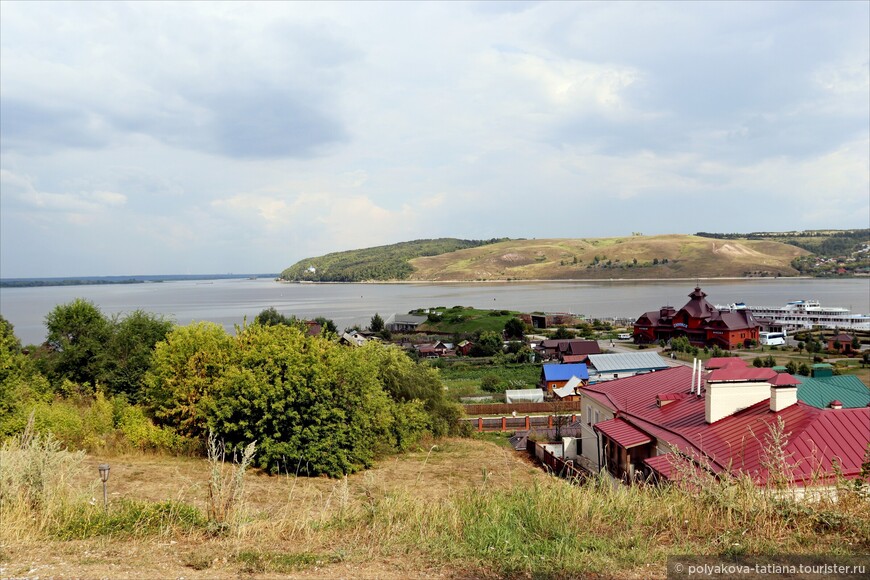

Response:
(98, 463), (110, 512)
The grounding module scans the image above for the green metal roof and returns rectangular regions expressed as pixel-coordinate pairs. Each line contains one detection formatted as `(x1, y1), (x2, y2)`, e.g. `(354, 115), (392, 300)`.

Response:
(795, 375), (870, 409)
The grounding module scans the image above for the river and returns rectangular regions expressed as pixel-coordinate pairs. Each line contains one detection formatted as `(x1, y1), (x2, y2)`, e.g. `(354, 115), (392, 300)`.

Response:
(1, 278), (868, 346)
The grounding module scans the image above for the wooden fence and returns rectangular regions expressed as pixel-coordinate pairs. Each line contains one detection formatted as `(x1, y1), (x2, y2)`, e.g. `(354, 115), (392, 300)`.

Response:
(461, 414), (578, 432)
(463, 401), (583, 416)
(528, 441), (588, 482)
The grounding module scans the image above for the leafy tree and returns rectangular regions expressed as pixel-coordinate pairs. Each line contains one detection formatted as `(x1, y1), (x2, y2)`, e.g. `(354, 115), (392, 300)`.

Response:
(785, 361), (798, 375)
(145, 322), (234, 439)
(798, 362), (811, 376)
(797, 341), (805, 355)
(471, 331), (502, 357)
(863, 351), (870, 368)
(255, 307), (298, 327)
(369, 345), (462, 437)
(0, 315), (21, 354)
(0, 319), (51, 436)
(314, 316), (337, 335)
(100, 310), (174, 401)
(43, 299), (111, 389)
(370, 313), (385, 333)
(552, 326), (575, 340)
(207, 325), (423, 476)
(851, 337), (860, 350)
(753, 357), (763, 368)
(764, 355), (776, 368)
(670, 336), (691, 353)
(504, 317), (526, 340)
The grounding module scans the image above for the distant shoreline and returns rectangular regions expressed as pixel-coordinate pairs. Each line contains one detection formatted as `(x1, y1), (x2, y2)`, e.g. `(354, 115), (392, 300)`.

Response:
(0, 274), (279, 288)
(280, 276), (838, 285)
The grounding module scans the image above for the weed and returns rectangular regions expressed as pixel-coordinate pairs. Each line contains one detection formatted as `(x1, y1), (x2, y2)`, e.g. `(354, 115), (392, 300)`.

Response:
(206, 431), (256, 531)
(54, 499), (205, 539)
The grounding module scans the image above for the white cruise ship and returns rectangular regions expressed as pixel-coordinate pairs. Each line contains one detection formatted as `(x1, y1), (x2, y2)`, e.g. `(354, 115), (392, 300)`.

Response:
(717, 300), (870, 332)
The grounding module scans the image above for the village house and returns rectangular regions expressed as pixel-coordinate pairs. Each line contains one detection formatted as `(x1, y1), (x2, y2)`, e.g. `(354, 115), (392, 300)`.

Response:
(585, 352), (670, 382)
(795, 364), (870, 408)
(540, 363), (589, 396)
(574, 364), (869, 490)
(535, 339), (601, 362)
(386, 314), (428, 333)
(827, 333), (856, 354)
(633, 287), (760, 349)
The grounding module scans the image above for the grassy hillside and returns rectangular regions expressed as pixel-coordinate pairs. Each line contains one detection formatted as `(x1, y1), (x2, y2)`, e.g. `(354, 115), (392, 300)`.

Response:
(407, 235), (808, 281)
(280, 238), (505, 282)
(5, 437), (867, 578)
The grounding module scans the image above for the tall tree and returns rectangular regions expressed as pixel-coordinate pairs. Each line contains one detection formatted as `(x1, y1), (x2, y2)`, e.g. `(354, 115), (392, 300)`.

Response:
(504, 317), (526, 340)
(100, 310), (174, 401)
(43, 299), (111, 388)
(145, 322), (234, 439)
(370, 313), (385, 333)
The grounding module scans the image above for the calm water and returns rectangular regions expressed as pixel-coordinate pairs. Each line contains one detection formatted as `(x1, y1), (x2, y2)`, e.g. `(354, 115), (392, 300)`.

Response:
(1, 278), (868, 346)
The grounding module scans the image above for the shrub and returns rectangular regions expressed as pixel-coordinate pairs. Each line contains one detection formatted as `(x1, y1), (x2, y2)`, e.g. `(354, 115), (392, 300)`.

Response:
(0, 415), (86, 538)
(480, 375), (502, 393)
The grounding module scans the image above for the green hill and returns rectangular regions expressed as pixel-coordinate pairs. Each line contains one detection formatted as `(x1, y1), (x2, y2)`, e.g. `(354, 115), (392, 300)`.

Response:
(279, 238), (506, 282)
(279, 234), (822, 282)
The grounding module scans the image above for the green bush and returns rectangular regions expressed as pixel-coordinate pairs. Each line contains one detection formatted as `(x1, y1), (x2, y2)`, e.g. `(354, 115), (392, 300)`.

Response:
(480, 375), (502, 393)
(13, 392), (193, 454)
(205, 325), (432, 477)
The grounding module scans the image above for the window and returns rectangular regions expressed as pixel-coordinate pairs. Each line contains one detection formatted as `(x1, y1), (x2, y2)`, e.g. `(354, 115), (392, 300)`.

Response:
(586, 405), (592, 425)
(594, 410), (600, 425)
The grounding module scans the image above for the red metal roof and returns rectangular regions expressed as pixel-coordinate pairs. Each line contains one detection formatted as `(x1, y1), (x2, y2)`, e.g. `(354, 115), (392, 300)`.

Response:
(594, 418), (653, 448)
(705, 357), (747, 370)
(579, 365), (870, 486)
(656, 392), (689, 403)
(707, 367), (776, 382)
(769, 373), (800, 387)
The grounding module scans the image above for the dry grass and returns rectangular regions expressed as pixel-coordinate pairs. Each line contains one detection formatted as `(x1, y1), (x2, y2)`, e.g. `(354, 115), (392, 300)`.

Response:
(1, 438), (541, 578)
(407, 235), (808, 281)
(2, 434), (867, 579)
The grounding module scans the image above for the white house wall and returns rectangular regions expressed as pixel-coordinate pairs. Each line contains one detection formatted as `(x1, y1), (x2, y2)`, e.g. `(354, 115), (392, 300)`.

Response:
(579, 397), (615, 472)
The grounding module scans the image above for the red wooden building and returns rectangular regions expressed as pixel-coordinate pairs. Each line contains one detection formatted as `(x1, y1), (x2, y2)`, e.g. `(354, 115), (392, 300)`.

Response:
(633, 287), (759, 349)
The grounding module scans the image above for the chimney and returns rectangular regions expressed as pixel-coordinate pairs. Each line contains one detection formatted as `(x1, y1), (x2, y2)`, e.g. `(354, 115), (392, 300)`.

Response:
(705, 377), (771, 423)
(770, 384), (798, 412)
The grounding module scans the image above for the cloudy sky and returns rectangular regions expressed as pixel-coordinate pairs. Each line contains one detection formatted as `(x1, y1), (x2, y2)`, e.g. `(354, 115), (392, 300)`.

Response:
(1, 1), (868, 277)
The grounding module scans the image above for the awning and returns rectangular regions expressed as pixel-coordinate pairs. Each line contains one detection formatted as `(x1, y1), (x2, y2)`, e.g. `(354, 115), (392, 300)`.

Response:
(594, 418), (652, 449)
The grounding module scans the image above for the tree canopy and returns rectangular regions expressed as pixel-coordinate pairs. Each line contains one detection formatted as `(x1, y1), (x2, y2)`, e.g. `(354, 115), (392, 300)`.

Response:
(145, 322), (457, 476)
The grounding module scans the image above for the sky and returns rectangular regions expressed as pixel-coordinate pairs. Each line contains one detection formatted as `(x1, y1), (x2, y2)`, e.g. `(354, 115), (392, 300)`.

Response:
(1, 1), (868, 277)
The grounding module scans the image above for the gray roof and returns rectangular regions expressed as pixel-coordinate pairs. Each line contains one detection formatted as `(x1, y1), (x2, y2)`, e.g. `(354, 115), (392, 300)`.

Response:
(390, 314), (428, 325)
(587, 352), (669, 373)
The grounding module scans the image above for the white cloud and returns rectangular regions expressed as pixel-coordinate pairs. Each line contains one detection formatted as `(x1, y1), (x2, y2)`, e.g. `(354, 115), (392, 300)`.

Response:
(1, 1), (868, 276)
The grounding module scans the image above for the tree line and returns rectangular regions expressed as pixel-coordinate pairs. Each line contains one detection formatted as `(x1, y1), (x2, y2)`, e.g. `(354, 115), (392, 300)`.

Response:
(0, 300), (464, 477)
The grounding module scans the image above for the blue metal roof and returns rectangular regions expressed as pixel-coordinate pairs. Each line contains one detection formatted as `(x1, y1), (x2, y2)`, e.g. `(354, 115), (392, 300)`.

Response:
(542, 363), (589, 381)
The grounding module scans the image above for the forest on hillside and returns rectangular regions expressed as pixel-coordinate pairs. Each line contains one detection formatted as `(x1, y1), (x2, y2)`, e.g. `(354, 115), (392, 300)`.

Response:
(280, 238), (507, 282)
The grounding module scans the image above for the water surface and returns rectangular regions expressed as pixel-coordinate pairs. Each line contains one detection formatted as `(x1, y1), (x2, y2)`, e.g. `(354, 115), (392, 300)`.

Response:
(2, 278), (868, 346)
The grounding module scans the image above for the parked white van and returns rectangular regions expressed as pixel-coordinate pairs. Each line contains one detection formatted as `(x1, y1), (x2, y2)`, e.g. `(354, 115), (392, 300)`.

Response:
(617, 333), (632, 340)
